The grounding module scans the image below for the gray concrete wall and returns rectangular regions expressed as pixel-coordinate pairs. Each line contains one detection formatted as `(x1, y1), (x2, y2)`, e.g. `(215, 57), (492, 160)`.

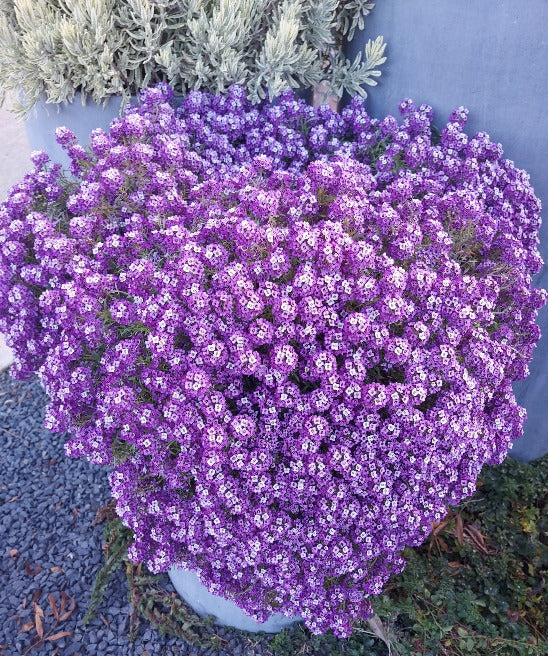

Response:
(0, 106), (30, 200)
(347, 0), (548, 459)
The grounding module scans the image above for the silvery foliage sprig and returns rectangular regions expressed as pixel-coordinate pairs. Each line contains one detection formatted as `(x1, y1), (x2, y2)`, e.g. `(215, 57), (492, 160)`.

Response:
(0, 0), (386, 115)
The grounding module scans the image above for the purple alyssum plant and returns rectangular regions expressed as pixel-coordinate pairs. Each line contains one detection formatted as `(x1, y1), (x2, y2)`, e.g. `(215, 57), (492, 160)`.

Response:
(0, 85), (545, 637)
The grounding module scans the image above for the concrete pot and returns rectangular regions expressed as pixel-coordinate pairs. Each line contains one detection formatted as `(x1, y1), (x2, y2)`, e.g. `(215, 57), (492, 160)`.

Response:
(24, 94), (132, 169)
(168, 566), (300, 633)
(0, 334), (13, 373)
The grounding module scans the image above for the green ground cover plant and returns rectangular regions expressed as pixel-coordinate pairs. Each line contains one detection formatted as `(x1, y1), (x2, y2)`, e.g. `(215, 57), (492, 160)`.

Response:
(87, 454), (547, 655)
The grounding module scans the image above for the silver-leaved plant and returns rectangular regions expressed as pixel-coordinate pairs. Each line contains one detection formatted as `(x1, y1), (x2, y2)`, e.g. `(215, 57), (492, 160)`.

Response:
(0, 0), (386, 114)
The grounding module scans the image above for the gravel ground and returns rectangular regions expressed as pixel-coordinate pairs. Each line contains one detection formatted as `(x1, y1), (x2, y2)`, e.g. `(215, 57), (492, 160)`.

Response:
(0, 371), (273, 656)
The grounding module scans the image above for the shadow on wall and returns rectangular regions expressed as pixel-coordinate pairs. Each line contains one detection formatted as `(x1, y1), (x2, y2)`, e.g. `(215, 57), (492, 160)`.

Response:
(346, 0), (548, 460)
(0, 106), (31, 200)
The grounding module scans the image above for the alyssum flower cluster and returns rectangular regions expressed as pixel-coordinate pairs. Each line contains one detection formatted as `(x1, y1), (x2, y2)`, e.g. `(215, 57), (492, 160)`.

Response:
(0, 85), (544, 636)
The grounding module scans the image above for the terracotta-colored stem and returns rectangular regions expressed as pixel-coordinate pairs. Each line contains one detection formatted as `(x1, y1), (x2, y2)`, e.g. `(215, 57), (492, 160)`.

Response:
(312, 80), (339, 111)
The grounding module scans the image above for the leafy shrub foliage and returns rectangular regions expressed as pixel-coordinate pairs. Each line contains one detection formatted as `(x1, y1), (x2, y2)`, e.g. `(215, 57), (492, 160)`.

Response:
(0, 0), (386, 114)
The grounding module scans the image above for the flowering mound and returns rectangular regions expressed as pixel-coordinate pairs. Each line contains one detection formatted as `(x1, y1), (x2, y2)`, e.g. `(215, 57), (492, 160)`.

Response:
(0, 86), (545, 637)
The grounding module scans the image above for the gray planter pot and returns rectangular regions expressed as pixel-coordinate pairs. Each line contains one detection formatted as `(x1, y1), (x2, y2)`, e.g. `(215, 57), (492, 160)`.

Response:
(25, 94), (133, 169)
(168, 566), (300, 633)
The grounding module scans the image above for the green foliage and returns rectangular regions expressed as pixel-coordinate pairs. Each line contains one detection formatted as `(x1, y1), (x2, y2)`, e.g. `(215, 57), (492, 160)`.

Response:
(268, 622), (388, 655)
(335, 0), (376, 41)
(125, 563), (219, 645)
(328, 34), (386, 98)
(0, 0), (386, 115)
(84, 513), (222, 646)
(85, 456), (546, 655)
(372, 454), (547, 656)
(83, 516), (133, 626)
